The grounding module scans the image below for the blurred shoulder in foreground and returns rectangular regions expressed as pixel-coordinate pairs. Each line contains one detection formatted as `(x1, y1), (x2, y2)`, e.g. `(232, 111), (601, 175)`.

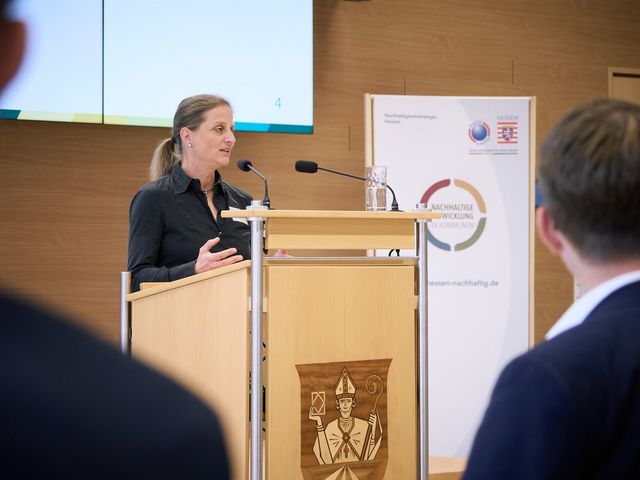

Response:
(0, 291), (230, 479)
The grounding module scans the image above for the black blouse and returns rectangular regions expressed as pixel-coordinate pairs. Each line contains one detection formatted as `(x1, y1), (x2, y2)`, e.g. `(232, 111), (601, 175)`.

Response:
(127, 163), (252, 291)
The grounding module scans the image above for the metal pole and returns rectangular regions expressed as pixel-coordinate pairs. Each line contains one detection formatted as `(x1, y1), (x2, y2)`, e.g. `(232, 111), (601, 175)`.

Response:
(416, 204), (429, 480)
(120, 271), (131, 355)
(248, 201), (267, 480)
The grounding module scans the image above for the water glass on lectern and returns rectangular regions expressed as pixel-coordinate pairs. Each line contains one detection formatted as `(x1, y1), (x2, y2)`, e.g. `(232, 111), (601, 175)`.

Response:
(365, 165), (387, 211)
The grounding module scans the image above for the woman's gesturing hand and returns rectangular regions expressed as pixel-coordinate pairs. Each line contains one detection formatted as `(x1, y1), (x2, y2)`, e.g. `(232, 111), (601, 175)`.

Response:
(194, 237), (244, 274)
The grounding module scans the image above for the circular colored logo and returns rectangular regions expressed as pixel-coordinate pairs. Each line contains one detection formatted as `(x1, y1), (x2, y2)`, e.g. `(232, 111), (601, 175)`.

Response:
(468, 121), (490, 144)
(421, 179), (487, 251)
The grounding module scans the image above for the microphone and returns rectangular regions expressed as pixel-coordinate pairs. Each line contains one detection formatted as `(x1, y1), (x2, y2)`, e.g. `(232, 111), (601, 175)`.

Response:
(237, 160), (270, 208)
(294, 160), (399, 211)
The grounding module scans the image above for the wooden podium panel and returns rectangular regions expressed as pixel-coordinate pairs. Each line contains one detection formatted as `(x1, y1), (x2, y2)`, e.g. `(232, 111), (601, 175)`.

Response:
(264, 258), (417, 479)
(222, 209), (441, 251)
(265, 216), (416, 250)
(127, 262), (250, 480)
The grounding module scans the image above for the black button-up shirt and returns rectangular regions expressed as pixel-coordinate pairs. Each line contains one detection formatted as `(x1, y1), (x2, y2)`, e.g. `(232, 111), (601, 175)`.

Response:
(127, 163), (252, 291)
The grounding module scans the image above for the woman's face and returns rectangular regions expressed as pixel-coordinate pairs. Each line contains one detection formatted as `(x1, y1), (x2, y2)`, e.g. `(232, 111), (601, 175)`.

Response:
(186, 105), (236, 170)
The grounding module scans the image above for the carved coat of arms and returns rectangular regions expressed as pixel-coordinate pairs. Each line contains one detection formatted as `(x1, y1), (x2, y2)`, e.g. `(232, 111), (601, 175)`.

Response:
(296, 359), (392, 480)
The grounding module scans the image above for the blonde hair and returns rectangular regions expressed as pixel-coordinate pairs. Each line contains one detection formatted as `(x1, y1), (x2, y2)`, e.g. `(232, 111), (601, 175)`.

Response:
(149, 94), (232, 181)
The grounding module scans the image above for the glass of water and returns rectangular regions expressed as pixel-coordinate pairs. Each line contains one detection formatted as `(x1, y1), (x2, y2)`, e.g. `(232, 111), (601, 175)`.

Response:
(365, 165), (387, 211)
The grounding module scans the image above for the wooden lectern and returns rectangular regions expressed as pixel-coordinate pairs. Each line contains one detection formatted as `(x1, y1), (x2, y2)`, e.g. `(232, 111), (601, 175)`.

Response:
(126, 209), (465, 480)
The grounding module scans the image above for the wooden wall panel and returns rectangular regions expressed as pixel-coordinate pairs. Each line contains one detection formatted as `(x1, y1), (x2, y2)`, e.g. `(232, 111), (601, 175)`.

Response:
(1, 0), (639, 344)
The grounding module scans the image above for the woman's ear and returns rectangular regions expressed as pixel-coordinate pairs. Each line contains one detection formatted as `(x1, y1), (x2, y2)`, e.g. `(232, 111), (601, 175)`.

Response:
(179, 127), (192, 146)
(0, 20), (26, 92)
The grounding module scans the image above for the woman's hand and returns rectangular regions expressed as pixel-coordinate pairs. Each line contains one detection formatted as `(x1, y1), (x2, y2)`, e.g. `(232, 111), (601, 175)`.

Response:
(194, 237), (244, 274)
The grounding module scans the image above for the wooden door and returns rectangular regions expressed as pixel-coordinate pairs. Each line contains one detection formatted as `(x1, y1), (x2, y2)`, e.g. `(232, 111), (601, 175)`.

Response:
(609, 67), (640, 104)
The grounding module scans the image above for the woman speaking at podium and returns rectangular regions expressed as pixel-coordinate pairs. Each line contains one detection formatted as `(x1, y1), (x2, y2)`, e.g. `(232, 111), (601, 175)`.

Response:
(127, 94), (252, 292)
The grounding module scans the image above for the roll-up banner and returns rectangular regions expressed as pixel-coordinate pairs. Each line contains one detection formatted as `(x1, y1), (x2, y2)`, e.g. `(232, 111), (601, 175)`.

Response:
(366, 94), (535, 457)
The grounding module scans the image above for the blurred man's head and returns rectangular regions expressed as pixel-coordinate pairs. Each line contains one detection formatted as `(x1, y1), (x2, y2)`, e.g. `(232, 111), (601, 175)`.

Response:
(0, 0), (25, 92)
(538, 99), (640, 264)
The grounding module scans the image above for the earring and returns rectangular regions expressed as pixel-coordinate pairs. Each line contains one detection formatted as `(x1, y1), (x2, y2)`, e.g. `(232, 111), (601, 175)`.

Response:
(188, 143), (193, 148)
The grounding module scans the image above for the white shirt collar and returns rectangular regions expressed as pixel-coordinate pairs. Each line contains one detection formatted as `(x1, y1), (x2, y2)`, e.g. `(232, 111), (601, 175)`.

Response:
(546, 270), (640, 340)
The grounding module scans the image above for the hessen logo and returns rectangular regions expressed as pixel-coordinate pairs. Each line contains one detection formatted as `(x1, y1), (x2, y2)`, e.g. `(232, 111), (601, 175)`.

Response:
(497, 121), (518, 144)
(468, 121), (490, 144)
(421, 178), (487, 251)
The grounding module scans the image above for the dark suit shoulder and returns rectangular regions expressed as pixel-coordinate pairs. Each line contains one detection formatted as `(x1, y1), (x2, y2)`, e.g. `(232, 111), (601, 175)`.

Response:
(465, 281), (640, 479)
(588, 280), (640, 325)
(534, 281), (640, 374)
(0, 292), (229, 479)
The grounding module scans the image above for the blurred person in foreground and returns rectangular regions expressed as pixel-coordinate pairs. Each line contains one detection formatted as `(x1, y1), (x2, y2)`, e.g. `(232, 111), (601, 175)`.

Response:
(0, 1), (230, 478)
(463, 98), (640, 479)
